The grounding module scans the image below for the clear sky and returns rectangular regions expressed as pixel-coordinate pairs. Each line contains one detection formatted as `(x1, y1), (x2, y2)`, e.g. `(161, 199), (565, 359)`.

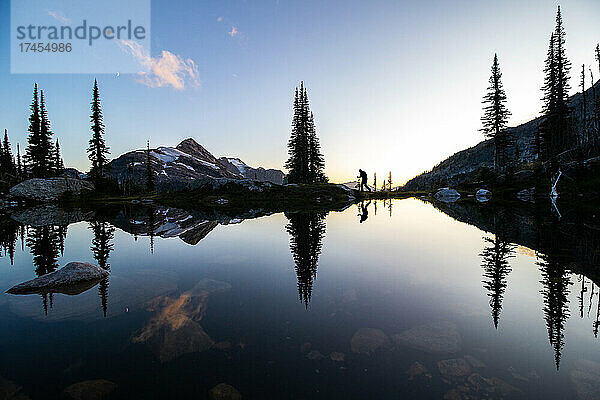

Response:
(0, 0), (599, 184)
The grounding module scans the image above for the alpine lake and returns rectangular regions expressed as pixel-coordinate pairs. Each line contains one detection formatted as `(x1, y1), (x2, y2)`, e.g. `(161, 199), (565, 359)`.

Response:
(0, 196), (599, 399)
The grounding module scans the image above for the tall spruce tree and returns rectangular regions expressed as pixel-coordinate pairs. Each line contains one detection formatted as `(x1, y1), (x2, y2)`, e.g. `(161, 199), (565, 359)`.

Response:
(540, 6), (573, 160)
(54, 138), (64, 173)
(88, 79), (110, 181)
(39, 90), (55, 176)
(146, 140), (154, 192)
(285, 82), (326, 183)
(16, 143), (22, 178)
(481, 54), (512, 172)
(0, 139), (4, 175)
(2, 129), (15, 176)
(25, 84), (43, 177)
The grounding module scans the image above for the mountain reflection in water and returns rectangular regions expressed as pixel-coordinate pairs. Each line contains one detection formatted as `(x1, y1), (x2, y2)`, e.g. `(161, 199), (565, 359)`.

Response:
(1, 199), (600, 399)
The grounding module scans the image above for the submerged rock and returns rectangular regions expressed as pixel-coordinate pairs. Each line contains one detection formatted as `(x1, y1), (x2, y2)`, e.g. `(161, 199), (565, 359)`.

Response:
(407, 361), (429, 380)
(437, 358), (471, 379)
(350, 328), (390, 354)
(306, 350), (324, 360)
(208, 383), (242, 400)
(434, 188), (461, 202)
(7, 262), (108, 295)
(63, 379), (117, 400)
(391, 322), (461, 354)
(0, 375), (31, 399)
(9, 178), (94, 202)
(569, 359), (600, 400)
(132, 278), (231, 362)
(330, 352), (345, 362)
(464, 355), (486, 369)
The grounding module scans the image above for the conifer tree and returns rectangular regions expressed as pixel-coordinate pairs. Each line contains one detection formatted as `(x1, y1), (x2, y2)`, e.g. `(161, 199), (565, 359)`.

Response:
(88, 79), (109, 181)
(539, 6), (573, 160)
(16, 144), (22, 178)
(39, 90), (55, 176)
(25, 84), (43, 177)
(285, 82), (326, 184)
(54, 139), (64, 174)
(146, 140), (154, 192)
(481, 54), (512, 172)
(387, 171), (392, 191)
(0, 139), (4, 175)
(2, 130), (15, 176)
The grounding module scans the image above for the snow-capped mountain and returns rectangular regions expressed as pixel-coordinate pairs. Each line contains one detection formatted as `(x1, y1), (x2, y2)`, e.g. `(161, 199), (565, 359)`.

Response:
(107, 138), (284, 190)
(218, 157), (285, 185)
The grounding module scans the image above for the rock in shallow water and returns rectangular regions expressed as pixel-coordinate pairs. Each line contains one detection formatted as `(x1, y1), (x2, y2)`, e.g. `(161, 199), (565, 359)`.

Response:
(208, 383), (242, 400)
(350, 328), (390, 354)
(570, 359), (600, 400)
(63, 379), (116, 400)
(7, 262), (108, 295)
(392, 322), (461, 354)
(437, 358), (471, 379)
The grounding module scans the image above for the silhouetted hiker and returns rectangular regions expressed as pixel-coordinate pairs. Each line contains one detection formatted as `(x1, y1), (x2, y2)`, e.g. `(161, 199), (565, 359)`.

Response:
(358, 201), (370, 223)
(358, 169), (371, 192)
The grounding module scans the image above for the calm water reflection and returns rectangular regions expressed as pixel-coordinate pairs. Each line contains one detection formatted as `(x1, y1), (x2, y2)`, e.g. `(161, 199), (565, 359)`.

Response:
(0, 199), (599, 399)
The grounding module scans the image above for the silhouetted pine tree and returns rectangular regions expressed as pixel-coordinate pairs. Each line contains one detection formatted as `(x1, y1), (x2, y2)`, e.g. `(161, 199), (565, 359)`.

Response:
(146, 140), (154, 192)
(387, 171), (392, 190)
(481, 54), (512, 172)
(39, 90), (55, 176)
(88, 79), (110, 181)
(480, 234), (515, 328)
(54, 139), (64, 174)
(24, 84), (43, 177)
(16, 143), (22, 179)
(539, 7), (573, 162)
(285, 82), (326, 183)
(2, 130), (15, 176)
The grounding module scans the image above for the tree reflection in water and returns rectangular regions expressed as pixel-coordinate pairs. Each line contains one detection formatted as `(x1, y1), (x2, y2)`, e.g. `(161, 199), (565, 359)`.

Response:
(285, 211), (327, 308)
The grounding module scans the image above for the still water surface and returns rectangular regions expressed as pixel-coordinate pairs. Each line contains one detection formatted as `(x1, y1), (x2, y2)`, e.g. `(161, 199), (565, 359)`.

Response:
(0, 198), (598, 399)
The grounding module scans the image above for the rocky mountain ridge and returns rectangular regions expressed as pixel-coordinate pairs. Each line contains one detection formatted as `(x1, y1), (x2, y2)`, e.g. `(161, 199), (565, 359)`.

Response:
(106, 138), (285, 191)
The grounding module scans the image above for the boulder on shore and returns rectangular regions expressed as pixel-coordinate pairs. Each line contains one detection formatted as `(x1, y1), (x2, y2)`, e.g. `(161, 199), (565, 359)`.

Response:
(7, 262), (108, 295)
(434, 188), (461, 202)
(9, 178), (94, 202)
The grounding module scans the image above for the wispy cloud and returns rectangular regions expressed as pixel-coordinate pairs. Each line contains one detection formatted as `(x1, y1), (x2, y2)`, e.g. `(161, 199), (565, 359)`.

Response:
(119, 41), (199, 90)
(47, 10), (70, 24)
(217, 16), (223, 22)
(228, 26), (239, 37)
